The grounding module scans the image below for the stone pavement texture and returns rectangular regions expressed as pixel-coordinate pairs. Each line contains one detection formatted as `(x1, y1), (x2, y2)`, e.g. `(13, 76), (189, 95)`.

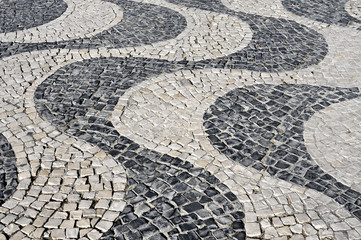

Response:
(0, 0), (361, 239)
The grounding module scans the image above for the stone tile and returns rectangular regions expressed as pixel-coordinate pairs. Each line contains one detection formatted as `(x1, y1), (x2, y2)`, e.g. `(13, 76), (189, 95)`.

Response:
(245, 223), (261, 237)
(66, 228), (79, 239)
(1, 0), (361, 239)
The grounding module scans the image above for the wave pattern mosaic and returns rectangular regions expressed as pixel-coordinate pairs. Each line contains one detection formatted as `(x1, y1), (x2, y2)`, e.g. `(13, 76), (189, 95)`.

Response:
(0, 0), (361, 239)
(203, 84), (361, 219)
(0, 0), (68, 33)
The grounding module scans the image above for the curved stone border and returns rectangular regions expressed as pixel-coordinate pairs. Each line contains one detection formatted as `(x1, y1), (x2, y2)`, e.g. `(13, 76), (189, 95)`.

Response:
(1, 0), (328, 74)
(4, 6), (359, 90)
(203, 84), (361, 220)
(131, 0), (253, 62)
(0, 0), (124, 43)
(167, 0), (361, 29)
(111, 68), (361, 238)
(165, 0), (328, 72)
(304, 97), (361, 192)
(282, 0), (361, 27)
(1, 0), (253, 63)
(221, 0), (331, 29)
(0, 15), (360, 235)
(0, 0), (188, 59)
(0, 50), (128, 239)
(0, 0), (360, 238)
(0, 0), (68, 33)
(33, 57), (247, 239)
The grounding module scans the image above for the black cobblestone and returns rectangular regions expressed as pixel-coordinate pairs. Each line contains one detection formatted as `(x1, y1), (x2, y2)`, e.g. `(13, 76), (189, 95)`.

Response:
(1, 0), (361, 237)
(1, 0), (328, 74)
(282, 0), (361, 27)
(0, 0), (187, 59)
(203, 84), (361, 220)
(167, 0), (328, 72)
(34, 57), (246, 239)
(0, 0), (67, 33)
(0, 133), (18, 206)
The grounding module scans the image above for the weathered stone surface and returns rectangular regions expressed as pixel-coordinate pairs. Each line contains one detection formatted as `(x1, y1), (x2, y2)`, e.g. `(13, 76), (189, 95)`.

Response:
(0, 0), (361, 239)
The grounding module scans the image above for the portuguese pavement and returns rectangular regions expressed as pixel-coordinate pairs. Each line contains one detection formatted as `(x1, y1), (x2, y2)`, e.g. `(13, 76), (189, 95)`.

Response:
(0, 0), (361, 239)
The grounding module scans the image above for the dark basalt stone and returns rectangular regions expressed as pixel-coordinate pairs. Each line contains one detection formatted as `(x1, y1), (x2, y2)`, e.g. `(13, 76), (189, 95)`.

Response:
(0, 0), (68, 33)
(0, 0), (187, 59)
(34, 57), (246, 239)
(0, 133), (18, 206)
(167, 0), (328, 72)
(166, 0), (228, 12)
(1, 0), (356, 237)
(1, 0), (328, 74)
(203, 84), (361, 220)
(282, 0), (361, 27)
(197, 14), (328, 72)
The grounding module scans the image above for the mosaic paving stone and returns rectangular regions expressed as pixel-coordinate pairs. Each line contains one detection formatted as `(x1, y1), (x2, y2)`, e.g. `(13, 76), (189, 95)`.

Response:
(219, 0), (361, 82)
(166, 0), (229, 12)
(0, 0), (328, 74)
(101, 148), (246, 239)
(196, 15), (327, 72)
(203, 84), (361, 220)
(126, 2), (254, 62)
(0, 0), (68, 33)
(34, 58), (246, 239)
(110, 67), (361, 238)
(282, 0), (361, 27)
(304, 97), (361, 192)
(0, 134), (18, 206)
(0, 0), (124, 43)
(0, 0), (187, 59)
(1, 0), (361, 238)
(167, 0), (328, 72)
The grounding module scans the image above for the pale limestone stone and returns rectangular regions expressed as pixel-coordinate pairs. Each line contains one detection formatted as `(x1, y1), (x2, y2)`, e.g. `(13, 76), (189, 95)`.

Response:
(245, 223), (261, 237)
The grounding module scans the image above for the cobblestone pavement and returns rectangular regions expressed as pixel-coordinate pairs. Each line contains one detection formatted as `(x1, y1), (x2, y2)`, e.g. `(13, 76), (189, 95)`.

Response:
(0, 0), (361, 239)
